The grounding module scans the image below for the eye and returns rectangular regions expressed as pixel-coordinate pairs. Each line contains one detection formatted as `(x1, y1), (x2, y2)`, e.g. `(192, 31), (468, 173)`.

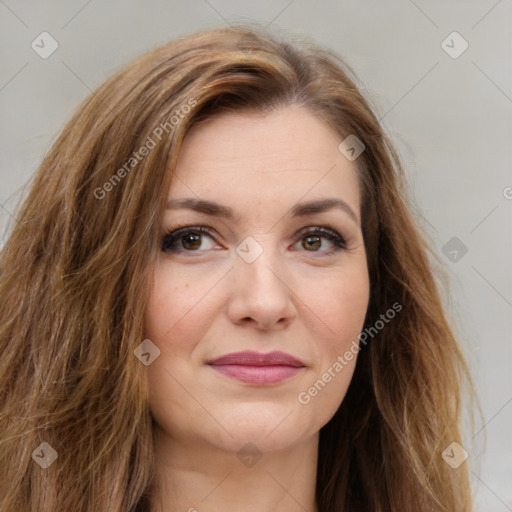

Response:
(162, 225), (348, 256)
(292, 226), (347, 255)
(161, 226), (218, 254)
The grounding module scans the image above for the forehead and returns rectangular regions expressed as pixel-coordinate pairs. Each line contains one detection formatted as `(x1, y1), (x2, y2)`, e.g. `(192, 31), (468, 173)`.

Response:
(168, 106), (361, 216)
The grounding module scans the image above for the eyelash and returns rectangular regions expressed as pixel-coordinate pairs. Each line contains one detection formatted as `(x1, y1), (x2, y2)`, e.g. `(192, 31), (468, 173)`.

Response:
(161, 225), (348, 256)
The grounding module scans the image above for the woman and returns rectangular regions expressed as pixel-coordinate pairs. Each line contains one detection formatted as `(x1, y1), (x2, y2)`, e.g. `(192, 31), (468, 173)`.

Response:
(0, 24), (476, 511)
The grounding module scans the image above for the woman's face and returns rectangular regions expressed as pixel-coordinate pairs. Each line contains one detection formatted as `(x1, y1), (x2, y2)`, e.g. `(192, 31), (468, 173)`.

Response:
(144, 106), (370, 454)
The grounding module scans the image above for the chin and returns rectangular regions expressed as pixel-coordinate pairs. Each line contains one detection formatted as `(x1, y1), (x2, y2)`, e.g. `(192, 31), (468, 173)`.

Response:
(205, 402), (319, 453)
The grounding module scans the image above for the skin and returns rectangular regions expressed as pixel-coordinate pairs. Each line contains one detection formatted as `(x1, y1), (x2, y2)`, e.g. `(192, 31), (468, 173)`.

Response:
(144, 105), (370, 512)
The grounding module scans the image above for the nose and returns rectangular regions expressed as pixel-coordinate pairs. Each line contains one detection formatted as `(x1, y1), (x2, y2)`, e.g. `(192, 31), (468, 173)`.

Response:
(226, 240), (297, 331)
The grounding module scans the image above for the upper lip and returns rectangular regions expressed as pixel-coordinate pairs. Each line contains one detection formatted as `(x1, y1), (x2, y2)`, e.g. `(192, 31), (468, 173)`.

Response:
(207, 351), (305, 367)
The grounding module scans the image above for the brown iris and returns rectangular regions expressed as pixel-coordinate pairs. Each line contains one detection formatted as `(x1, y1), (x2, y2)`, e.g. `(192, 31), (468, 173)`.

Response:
(182, 232), (202, 250)
(303, 235), (321, 251)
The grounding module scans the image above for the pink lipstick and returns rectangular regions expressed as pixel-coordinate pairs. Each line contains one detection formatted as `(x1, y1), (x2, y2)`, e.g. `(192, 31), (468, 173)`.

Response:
(207, 350), (305, 386)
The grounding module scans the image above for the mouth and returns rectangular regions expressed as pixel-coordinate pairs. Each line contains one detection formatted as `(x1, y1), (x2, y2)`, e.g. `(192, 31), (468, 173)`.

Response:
(206, 350), (306, 386)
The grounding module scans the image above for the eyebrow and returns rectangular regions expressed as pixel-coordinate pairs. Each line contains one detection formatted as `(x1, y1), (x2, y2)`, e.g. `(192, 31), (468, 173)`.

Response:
(165, 197), (359, 224)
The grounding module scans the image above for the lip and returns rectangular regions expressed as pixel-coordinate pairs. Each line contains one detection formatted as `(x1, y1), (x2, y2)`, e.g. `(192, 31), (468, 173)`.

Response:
(206, 350), (306, 386)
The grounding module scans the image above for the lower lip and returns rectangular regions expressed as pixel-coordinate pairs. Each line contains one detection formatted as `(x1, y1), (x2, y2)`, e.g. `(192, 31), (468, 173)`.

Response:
(209, 364), (304, 385)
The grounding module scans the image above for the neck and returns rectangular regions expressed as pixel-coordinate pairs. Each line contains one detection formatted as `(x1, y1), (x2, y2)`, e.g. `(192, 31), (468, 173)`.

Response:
(150, 427), (319, 512)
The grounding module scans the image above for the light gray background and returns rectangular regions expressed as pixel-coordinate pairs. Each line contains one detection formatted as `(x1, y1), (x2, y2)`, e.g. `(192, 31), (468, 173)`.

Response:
(1, 1), (510, 510)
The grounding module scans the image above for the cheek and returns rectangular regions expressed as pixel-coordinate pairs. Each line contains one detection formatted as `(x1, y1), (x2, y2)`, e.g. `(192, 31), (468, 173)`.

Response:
(300, 265), (369, 417)
(313, 264), (370, 344)
(143, 270), (205, 425)
(143, 266), (206, 349)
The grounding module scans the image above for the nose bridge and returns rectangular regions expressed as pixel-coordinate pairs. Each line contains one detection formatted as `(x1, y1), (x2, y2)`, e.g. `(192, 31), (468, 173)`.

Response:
(235, 234), (285, 291)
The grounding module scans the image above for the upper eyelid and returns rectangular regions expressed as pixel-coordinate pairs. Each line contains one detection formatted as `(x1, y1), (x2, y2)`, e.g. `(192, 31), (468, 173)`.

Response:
(163, 224), (345, 238)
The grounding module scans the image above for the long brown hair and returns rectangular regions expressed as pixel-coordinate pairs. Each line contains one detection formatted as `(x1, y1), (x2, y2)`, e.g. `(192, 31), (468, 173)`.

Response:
(0, 24), (477, 511)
